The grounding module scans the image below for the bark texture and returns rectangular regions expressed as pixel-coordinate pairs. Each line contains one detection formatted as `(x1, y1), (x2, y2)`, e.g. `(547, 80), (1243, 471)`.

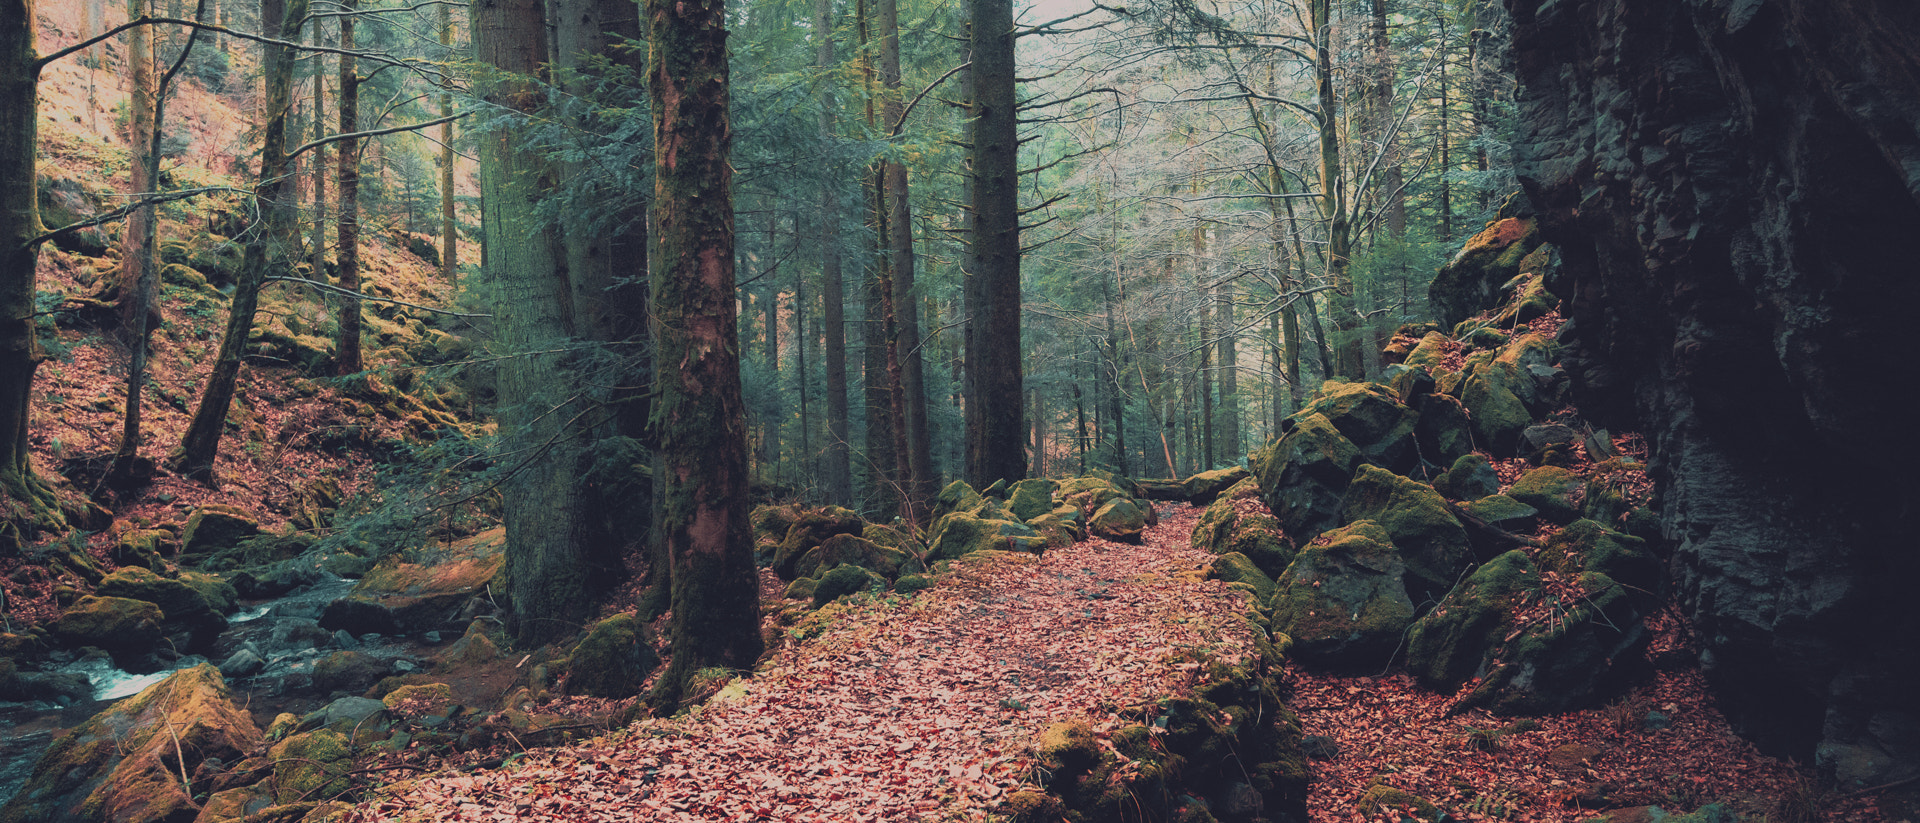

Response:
(963, 0), (1024, 488)
(645, 0), (762, 710)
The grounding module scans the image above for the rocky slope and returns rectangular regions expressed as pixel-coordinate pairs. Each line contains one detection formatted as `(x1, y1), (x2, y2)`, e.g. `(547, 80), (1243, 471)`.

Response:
(1503, 0), (1920, 787)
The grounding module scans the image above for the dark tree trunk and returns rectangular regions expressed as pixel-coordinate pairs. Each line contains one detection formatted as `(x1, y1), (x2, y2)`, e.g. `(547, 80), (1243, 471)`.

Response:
(439, 3), (456, 282)
(963, 0), (1023, 488)
(644, 0), (761, 711)
(816, 0), (851, 505)
(333, 0), (361, 375)
(114, 0), (157, 341)
(878, 0), (933, 520)
(170, 0), (308, 484)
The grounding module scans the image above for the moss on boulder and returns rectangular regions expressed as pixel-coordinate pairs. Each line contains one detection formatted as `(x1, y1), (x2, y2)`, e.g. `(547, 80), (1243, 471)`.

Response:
(1429, 213), (1545, 327)
(96, 567), (233, 644)
(0, 665), (260, 823)
(50, 596), (163, 669)
(927, 511), (1045, 561)
(812, 564), (884, 607)
(563, 613), (659, 698)
(1253, 412), (1363, 540)
(318, 528), (505, 635)
(771, 507), (867, 580)
(1339, 465), (1471, 602)
(1463, 494), (1539, 532)
(1207, 552), (1276, 604)
(793, 534), (923, 582)
(1296, 382), (1420, 473)
(268, 729), (352, 804)
(1459, 362), (1533, 458)
(1182, 466), (1251, 506)
(1434, 453), (1500, 501)
(1508, 466), (1583, 524)
(1088, 497), (1147, 543)
(1404, 550), (1539, 689)
(1269, 521), (1415, 671)
(1007, 478), (1059, 521)
(181, 504), (262, 558)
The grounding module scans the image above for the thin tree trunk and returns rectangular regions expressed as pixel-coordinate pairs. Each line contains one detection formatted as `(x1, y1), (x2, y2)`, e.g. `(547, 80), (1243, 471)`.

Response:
(309, 46), (326, 281)
(439, 2), (456, 282)
(857, 0), (898, 513)
(644, 0), (761, 711)
(1218, 274), (1237, 463)
(1373, 0), (1406, 237)
(114, 0), (155, 340)
(170, 0), (308, 484)
(878, 0), (932, 519)
(1311, 0), (1359, 380)
(1072, 381), (1087, 474)
(816, 0), (851, 505)
(333, 0), (361, 375)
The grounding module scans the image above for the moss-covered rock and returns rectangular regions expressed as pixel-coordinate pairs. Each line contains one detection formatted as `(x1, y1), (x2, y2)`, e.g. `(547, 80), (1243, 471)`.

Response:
(435, 620), (503, 672)
(859, 522), (918, 554)
(893, 574), (932, 595)
(1252, 412), (1364, 541)
(1296, 382), (1420, 473)
(793, 534), (923, 582)
(96, 567), (232, 645)
(782, 577), (818, 602)
(1208, 552), (1277, 604)
(1460, 361), (1534, 458)
(933, 480), (988, 521)
(1007, 479), (1059, 521)
(1538, 520), (1662, 595)
(749, 503), (808, 543)
(311, 650), (389, 696)
(1088, 497), (1147, 544)
(1269, 521), (1415, 671)
(563, 613), (659, 698)
(1508, 466), (1583, 524)
(812, 564), (884, 607)
(1404, 550), (1539, 689)
(1429, 212), (1545, 327)
(1493, 331), (1563, 414)
(110, 529), (174, 571)
(50, 596), (163, 669)
(180, 504), (261, 558)
(268, 729), (353, 804)
(771, 507), (867, 580)
(1339, 465), (1471, 603)
(318, 528), (505, 635)
(926, 512), (1045, 561)
(1435, 453), (1501, 501)
(1403, 331), (1454, 371)
(0, 665), (260, 823)
(1463, 494), (1539, 532)
(1182, 466), (1251, 506)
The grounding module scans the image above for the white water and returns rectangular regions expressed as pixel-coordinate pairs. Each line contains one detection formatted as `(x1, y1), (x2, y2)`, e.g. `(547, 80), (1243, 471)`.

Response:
(61, 656), (209, 701)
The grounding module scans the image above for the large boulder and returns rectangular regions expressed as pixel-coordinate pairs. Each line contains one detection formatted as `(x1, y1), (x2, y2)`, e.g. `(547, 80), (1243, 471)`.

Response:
(50, 597), (164, 672)
(1507, 466), (1583, 524)
(1270, 522), (1415, 671)
(1207, 552), (1276, 604)
(1006, 479), (1059, 522)
(1458, 361), (1533, 458)
(96, 567), (234, 648)
(319, 528), (505, 636)
(1191, 479), (1296, 579)
(562, 613), (658, 699)
(0, 665), (261, 823)
(1088, 498), (1147, 544)
(267, 729), (353, 805)
(1414, 394), (1476, 468)
(1297, 382), (1419, 473)
(1429, 213), (1545, 328)
(1253, 412), (1364, 540)
(927, 512), (1044, 561)
(1405, 550), (1541, 689)
(1338, 465), (1472, 603)
(1434, 454), (1501, 501)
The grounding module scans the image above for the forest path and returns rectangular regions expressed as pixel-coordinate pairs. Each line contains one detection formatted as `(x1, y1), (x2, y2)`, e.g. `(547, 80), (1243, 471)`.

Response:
(354, 504), (1257, 822)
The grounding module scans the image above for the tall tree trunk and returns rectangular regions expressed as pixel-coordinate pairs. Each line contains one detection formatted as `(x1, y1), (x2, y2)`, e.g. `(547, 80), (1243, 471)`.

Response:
(1217, 274), (1237, 463)
(1311, 0), (1359, 380)
(1100, 271), (1127, 476)
(963, 0), (1023, 487)
(1373, 0), (1406, 237)
(333, 0), (361, 375)
(1436, 11), (1453, 242)
(1072, 381), (1087, 474)
(815, 0), (851, 505)
(878, 0), (932, 519)
(114, 0), (156, 341)
(170, 0), (308, 484)
(856, 0), (898, 513)
(644, 0), (760, 711)
(1, 0), (68, 543)
(1195, 216), (1211, 470)
(439, 2), (457, 282)
(475, 0), (595, 647)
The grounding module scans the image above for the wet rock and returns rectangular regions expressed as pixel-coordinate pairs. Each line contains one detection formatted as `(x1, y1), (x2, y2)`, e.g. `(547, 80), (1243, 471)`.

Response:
(318, 529), (504, 635)
(219, 648), (265, 679)
(50, 596), (164, 672)
(310, 651), (389, 696)
(0, 665), (260, 823)
(96, 567), (233, 648)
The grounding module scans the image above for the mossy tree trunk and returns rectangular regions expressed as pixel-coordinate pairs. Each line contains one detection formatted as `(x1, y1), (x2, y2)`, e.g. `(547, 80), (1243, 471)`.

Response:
(0, 0), (67, 547)
(332, 0), (360, 376)
(963, 0), (1024, 489)
(644, 0), (761, 711)
(170, 0), (308, 485)
(474, 0), (598, 647)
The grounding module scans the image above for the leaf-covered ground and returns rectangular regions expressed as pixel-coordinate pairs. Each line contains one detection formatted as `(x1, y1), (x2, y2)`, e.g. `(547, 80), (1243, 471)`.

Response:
(348, 506), (1259, 822)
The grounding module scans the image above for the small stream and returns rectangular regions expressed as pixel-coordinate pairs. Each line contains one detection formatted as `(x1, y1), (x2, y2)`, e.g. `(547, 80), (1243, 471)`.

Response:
(0, 573), (375, 806)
